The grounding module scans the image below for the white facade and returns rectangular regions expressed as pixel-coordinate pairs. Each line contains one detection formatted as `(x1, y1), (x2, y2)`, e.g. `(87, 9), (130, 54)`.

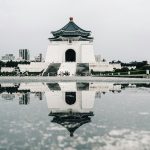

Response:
(90, 62), (121, 72)
(46, 91), (95, 113)
(89, 82), (121, 92)
(45, 41), (95, 63)
(45, 82), (95, 113)
(18, 82), (50, 92)
(45, 82), (121, 112)
(18, 62), (48, 73)
(1, 67), (15, 73)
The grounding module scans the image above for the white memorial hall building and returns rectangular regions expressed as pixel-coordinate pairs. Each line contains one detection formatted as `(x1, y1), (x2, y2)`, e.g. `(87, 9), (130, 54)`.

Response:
(19, 17), (121, 75)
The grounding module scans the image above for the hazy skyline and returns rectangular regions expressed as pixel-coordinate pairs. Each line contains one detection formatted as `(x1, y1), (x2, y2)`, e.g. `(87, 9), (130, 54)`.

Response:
(0, 0), (150, 62)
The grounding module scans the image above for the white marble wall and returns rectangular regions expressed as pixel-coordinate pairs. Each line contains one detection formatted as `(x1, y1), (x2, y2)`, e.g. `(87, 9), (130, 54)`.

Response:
(45, 41), (95, 63)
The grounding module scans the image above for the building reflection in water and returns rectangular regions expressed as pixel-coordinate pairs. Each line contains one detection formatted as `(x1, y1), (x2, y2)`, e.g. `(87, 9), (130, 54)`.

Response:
(50, 111), (93, 137)
(1, 93), (15, 100)
(46, 82), (94, 136)
(35, 92), (43, 100)
(19, 93), (30, 105)
(46, 82), (121, 136)
(0, 82), (125, 136)
(2, 82), (149, 136)
(0, 82), (121, 136)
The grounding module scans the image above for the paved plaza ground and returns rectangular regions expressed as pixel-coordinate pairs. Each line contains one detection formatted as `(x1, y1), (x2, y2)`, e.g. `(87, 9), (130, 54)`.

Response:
(0, 76), (150, 83)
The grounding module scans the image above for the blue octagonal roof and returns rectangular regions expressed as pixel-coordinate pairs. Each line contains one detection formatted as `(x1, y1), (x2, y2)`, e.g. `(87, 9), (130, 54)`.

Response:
(51, 17), (92, 38)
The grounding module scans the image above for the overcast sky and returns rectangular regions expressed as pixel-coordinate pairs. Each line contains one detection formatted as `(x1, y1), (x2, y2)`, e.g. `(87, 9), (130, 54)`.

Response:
(0, 0), (150, 62)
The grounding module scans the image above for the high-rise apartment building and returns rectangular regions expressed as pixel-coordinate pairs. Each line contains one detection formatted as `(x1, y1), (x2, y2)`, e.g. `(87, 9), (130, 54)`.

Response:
(35, 53), (43, 62)
(1, 54), (15, 62)
(19, 49), (30, 61)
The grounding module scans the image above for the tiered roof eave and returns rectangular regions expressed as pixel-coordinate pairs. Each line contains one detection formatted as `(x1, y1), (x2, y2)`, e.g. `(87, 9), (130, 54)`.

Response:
(49, 17), (93, 41)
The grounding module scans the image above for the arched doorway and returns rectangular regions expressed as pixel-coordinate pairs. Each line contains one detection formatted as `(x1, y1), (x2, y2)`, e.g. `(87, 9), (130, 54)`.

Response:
(65, 49), (76, 62)
(65, 92), (76, 105)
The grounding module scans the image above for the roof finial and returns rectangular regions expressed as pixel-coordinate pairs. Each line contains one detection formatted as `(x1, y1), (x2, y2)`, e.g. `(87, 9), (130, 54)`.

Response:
(69, 17), (73, 22)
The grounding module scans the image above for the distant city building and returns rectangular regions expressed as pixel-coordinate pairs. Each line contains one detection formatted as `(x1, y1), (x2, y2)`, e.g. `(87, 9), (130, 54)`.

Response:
(1, 93), (15, 100)
(19, 49), (30, 61)
(19, 93), (30, 105)
(1, 54), (15, 62)
(35, 53), (43, 62)
(95, 55), (101, 62)
(95, 91), (101, 99)
(35, 92), (43, 100)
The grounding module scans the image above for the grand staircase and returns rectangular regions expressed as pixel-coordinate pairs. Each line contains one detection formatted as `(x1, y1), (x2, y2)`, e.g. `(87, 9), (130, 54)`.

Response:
(42, 63), (60, 76)
(57, 62), (76, 76)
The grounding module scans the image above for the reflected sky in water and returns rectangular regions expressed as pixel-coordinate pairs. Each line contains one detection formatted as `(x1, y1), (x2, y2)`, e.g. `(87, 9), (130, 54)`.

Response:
(0, 82), (150, 150)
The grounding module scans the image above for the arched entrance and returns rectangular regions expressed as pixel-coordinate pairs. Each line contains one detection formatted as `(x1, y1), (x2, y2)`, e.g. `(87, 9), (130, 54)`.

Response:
(65, 49), (76, 62)
(65, 92), (76, 105)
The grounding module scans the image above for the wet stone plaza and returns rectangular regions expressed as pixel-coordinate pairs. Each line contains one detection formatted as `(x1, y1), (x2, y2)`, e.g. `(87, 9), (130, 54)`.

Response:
(0, 82), (150, 150)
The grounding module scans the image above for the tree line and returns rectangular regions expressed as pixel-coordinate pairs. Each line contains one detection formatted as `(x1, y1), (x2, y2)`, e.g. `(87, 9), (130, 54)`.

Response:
(0, 60), (30, 68)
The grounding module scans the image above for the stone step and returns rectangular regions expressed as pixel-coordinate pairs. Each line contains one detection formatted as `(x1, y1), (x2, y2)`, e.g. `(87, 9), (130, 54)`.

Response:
(57, 62), (76, 76)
